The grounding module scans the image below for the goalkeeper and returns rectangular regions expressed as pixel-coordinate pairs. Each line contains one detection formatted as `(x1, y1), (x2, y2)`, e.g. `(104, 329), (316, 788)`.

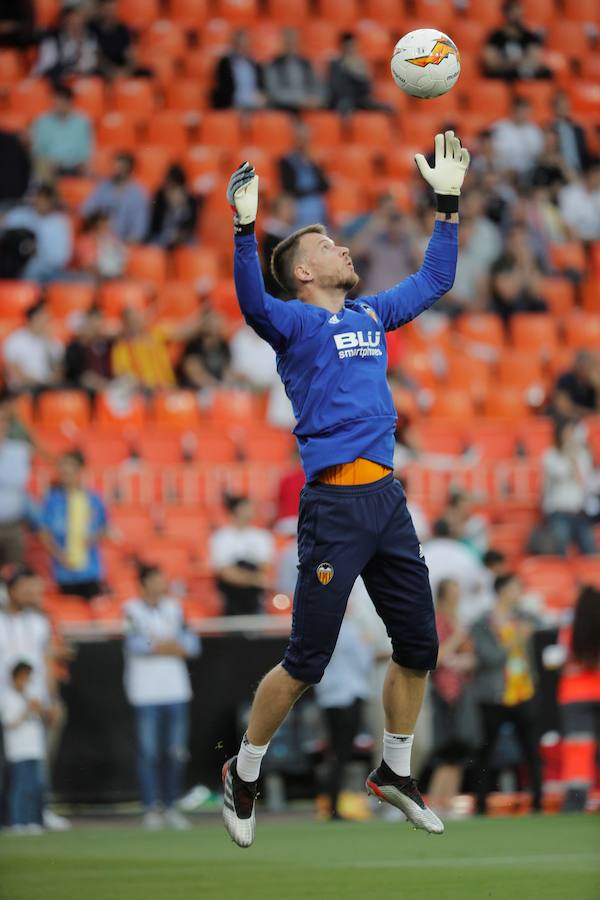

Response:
(222, 132), (470, 847)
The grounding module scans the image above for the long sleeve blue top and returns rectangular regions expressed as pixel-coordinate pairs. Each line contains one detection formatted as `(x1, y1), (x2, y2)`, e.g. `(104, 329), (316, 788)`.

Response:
(234, 220), (458, 482)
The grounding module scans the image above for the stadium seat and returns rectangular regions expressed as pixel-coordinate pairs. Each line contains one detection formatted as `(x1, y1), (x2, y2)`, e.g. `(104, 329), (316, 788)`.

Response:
(168, 0), (209, 30)
(71, 77), (105, 120)
(571, 557), (600, 590)
(210, 389), (259, 422)
(328, 146), (377, 183)
(134, 433), (184, 463)
(183, 145), (223, 191)
(0, 50), (24, 83)
(117, 0), (160, 30)
(140, 19), (187, 59)
(99, 281), (149, 317)
(349, 112), (393, 151)
(125, 246), (168, 286)
(46, 283), (96, 320)
(0, 111), (29, 133)
(514, 81), (555, 122)
(463, 80), (511, 119)
(95, 392), (146, 430)
(247, 111), (295, 156)
(80, 434), (130, 466)
(110, 507), (155, 546)
(466, 422), (517, 461)
(195, 433), (238, 464)
(151, 391), (201, 430)
(302, 111), (343, 148)
(133, 145), (171, 192)
(96, 113), (137, 151)
(546, 21), (589, 59)
(569, 82), (600, 117)
(564, 314), (600, 350)
(455, 314), (505, 353)
(211, 279), (242, 321)
(145, 112), (189, 153)
(443, 354), (491, 403)
(519, 556), (577, 610)
(549, 242), (587, 275)
(250, 23), (283, 63)
(0, 281), (40, 317)
(517, 418), (553, 457)
(520, 0), (556, 26)
(162, 509), (209, 548)
(157, 282), (199, 321)
(137, 541), (192, 580)
(483, 388), (530, 419)
(57, 177), (95, 208)
(429, 389), (475, 420)
(581, 280), (599, 313)
(37, 391), (91, 430)
(362, 0), (399, 26)
(172, 247), (219, 288)
(266, 0), (309, 24)
(317, 0), (359, 27)
(538, 278), (575, 315)
(165, 79), (206, 115)
(562, 0), (598, 22)
(326, 181), (367, 224)
(8, 79), (52, 120)
(496, 352), (544, 391)
(413, 420), (465, 455)
(112, 78), (156, 120)
(198, 111), (243, 149)
(300, 21), (339, 59)
(510, 314), (558, 359)
(215, 0), (258, 26)
(243, 431), (295, 464)
(451, 19), (486, 55)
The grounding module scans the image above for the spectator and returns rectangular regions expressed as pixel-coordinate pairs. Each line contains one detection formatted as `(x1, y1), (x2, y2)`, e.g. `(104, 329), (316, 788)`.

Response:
(82, 152), (149, 243)
(471, 573), (543, 815)
(265, 28), (323, 113)
(147, 164), (198, 249)
(439, 215), (489, 314)
(428, 579), (477, 818)
(529, 126), (571, 193)
(177, 310), (231, 391)
(441, 488), (490, 557)
(541, 420), (597, 556)
(31, 83), (92, 180)
(345, 203), (420, 296)
(40, 450), (109, 600)
(492, 97), (544, 176)
(552, 350), (600, 421)
(89, 0), (139, 79)
(209, 494), (274, 615)
(558, 157), (600, 242)
(0, 402), (32, 565)
(3, 183), (73, 283)
(0, 0), (35, 48)
(279, 121), (329, 228)
(425, 520), (491, 627)
(34, 3), (98, 84)
(75, 211), (127, 280)
(483, 0), (551, 81)
(262, 194), (296, 297)
(111, 308), (176, 391)
(327, 32), (389, 115)
(0, 130), (31, 206)
(3, 300), (64, 392)
(123, 563), (200, 830)
(550, 91), (590, 174)
(211, 29), (265, 110)
(313, 615), (373, 820)
(229, 323), (278, 392)
(543, 586), (600, 812)
(64, 306), (113, 394)
(0, 661), (45, 834)
(490, 256), (547, 324)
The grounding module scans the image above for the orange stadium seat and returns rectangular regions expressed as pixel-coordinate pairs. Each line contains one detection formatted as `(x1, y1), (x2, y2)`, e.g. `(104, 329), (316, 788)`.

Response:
(429, 389), (475, 421)
(0, 281), (40, 317)
(466, 422), (517, 461)
(549, 242), (587, 275)
(96, 113), (137, 150)
(349, 112), (393, 151)
(99, 281), (149, 316)
(95, 392), (146, 429)
(172, 247), (219, 287)
(452, 19), (486, 55)
(496, 352), (544, 391)
(193, 434), (237, 463)
(215, 0), (258, 26)
(112, 78), (156, 120)
(247, 111), (295, 156)
(519, 556), (577, 610)
(0, 112), (29, 133)
(46, 283), (96, 320)
(546, 21), (589, 58)
(137, 542), (192, 580)
(463, 80), (511, 119)
(571, 557), (600, 590)
(169, 0), (210, 30)
(157, 282), (199, 320)
(126, 246), (168, 286)
(134, 433), (184, 463)
(362, 0), (399, 27)
(151, 391), (201, 429)
(464, 0), (503, 26)
(37, 391), (91, 430)
(568, 82), (600, 118)
(302, 111), (343, 148)
(110, 507), (155, 546)
(562, 0), (599, 22)
(250, 24), (283, 63)
(80, 434), (130, 466)
(414, 420), (465, 455)
(328, 146), (377, 183)
(211, 279), (242, 321)
(145, 111), (189, 153)
(456, 314), (505, 353)
(517, 418), (553, 458)
(183, 146), (223, 191)
(514, 81), (555, 122)
(117, 0), (160, 30)
(317, 0), (359, 27)
(162, 510), (208, 547)
(483, 387), (530, 419)
(140, 19), (187, 59)
(71, 77), (105, 120)
(301, 21), (339, 59)
(57, 177), (95, 208)
(564, 314), (600, 350)
(210, 389), (259, 422)
(266, 0), (309, 24)
(538, 278), (575, 315)
(134, 145), (171, 191)
(165, 80), (206, 115)
(581, 280), (600, 313)
(0, 50), (24, 83)
(444, 354), (491, 403)
(198, 111), (243, 149)
(520, 0), (556, 26)
(510, 314), (558, 359)
(244, 431), (295, 464)
(8, 79), (51, 120)
(327, 181), (367, 223)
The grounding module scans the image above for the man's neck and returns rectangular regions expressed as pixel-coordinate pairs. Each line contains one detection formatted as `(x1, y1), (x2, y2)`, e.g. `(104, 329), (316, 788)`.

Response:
(302, 289), (346, 314)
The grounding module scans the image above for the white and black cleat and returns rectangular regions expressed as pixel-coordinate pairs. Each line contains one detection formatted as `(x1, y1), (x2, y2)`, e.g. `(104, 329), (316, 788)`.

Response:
(222, 756), (258, 848)
(366, 761), (444, 834)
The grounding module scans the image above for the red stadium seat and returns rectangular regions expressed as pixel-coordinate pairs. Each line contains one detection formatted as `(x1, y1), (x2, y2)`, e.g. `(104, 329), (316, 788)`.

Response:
(57, 177), (95, 208)
(99, 281), (149, 317)
(581, 280), (600, 313)
(137, 541), (192, 580)
(46, 283), (96, 320)
(126, 246), (168, 286)
(211, 279), (242, 321)
(37, 391), (91, 430)
(326, 181), (367, 224)
(300, 21), (339, 59)
(414, 420), (466, 455)
(463, 80), (511, 118)
(111, 507), (155, 546)
(514, 81), (555, 123)
(496, 352), (544, 392)
(243, 431), (295, 464)
(195, 433), (238, 464)
(81, 434), (130, 466)
(517, 418), (553, 458)
(183, 145), (223, 191)
(466, 422), (517, 461)
(549, 242), (587, 275)
(140, 19), (187, 59)
(210, 389), (259, 422)
(328, 146), (377, 183)
(363, 0), (399, 26)
(546, 21), (590, 59)
(0, 281), (40, 317)
(443, 354), (491, 403)
(165, 79), (206, 115)
(70, 77), (105, 120)
(151, 391), (201, 430)
(157, 282), (200, 321)
(571, 557), (600, 590)
(172, 247), (219, 288)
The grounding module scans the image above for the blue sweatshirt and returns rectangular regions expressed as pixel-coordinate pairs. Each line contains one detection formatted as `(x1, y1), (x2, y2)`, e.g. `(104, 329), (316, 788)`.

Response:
(234, 220), (458, 482)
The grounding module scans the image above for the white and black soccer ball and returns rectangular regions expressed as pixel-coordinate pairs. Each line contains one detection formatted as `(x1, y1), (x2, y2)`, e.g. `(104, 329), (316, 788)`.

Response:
(391, 28), (460, 99)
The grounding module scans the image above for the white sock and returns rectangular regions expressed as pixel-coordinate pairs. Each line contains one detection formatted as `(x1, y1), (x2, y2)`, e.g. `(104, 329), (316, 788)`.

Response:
(383, 731), (414, 777)
(236, 733), (269, 783)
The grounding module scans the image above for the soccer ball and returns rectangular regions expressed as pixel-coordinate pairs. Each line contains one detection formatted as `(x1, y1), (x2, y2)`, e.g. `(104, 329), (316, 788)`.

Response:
(391, 29), (460, 99)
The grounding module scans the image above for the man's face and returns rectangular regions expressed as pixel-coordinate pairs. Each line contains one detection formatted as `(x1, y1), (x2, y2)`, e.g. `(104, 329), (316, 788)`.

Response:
(29, 307), (50, 335)
(113, 155), (132, 182)
(54, 94), (71, 117)
(233, 500), (253, 527)
(513, 102), (530, 124)
(59, 456), (82, 489)
(295, 232), (359, 293)
(10, 576), (37, 610)
(505, 2), (523, 25)
(33, 192), (53, 216)
(501, 577), (522, 608)
(143, 571), (166, 599)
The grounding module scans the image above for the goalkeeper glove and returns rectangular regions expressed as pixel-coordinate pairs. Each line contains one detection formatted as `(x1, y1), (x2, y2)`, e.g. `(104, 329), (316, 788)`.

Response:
(414, 131), (470, 215)
(227, 161), (259, 235)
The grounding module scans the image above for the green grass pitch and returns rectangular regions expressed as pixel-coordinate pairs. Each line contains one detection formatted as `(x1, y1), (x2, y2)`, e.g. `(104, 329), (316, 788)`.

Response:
(0, 814), (598, 900)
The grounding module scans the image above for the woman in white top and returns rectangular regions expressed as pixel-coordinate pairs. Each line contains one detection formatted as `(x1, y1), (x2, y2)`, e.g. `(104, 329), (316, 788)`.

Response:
(123, 564), (201, 831)
(542, 420), (597, 556)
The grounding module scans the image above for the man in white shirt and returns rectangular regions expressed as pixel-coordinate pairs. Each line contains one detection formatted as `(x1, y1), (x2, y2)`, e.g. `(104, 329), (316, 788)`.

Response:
(558, 160), (600, 242)
(210, 495), (274, 615)
(3, 300), (64, 391)
(492, 97), (544, 175)
(424, 520), (491, 627)
(123, 564), (201, 831)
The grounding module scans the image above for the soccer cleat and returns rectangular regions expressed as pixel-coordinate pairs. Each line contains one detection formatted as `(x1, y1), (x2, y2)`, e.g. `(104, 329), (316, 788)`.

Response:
(366, 761), (444, 834)
(222, 756), (258, 848)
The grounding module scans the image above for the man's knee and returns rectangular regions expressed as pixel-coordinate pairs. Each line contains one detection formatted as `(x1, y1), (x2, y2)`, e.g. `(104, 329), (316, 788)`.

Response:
(391, 632), (439, 673)
(281, 654), (331, 687)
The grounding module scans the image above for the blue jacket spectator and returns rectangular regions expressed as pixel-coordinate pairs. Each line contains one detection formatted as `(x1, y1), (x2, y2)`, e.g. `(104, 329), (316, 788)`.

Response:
(32, 84), (92, 178)
(82, 152), (149, 243)
(40, 450), (108, 600)
(3, 184), (72, 284)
